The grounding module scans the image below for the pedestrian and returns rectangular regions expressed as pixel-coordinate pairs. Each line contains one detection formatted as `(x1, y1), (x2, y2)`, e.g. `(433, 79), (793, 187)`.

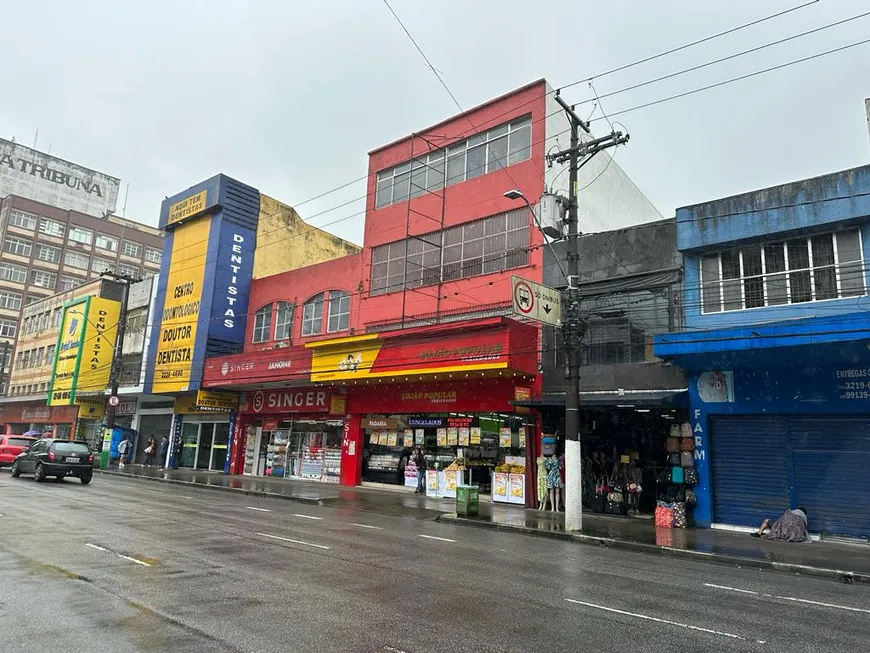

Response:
(144, 437), (157, 467)
(412, 447), (427, 494)
(752, 507), (811, 543)
(158, 435), (169, 468)
(118, 435), (131, 468)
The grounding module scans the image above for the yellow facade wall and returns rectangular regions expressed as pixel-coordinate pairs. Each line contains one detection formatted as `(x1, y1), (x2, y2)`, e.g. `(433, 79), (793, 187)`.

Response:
(252, 195), (360, 279)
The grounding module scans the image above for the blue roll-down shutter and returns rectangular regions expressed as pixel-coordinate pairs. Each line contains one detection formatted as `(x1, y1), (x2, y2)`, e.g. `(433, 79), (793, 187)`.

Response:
(789, 417), (870, 540)
(710, 416), (790, 528)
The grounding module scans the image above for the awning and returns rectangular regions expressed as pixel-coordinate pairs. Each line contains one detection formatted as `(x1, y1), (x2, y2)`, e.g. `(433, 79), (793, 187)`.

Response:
(512, 388), (688, 409)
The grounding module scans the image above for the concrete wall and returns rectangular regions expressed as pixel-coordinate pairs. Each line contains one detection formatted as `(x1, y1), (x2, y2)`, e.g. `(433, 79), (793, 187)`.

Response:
(122, 276), (154, 356)
(252, 195), (360, 279)
(544, 83), (662, 233)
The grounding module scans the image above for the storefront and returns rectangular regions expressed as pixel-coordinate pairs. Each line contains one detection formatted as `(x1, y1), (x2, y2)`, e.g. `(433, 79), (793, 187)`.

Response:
(655, 313), (870, 539)
(1, 402), (79, 438)
(230, 388), (347, 482)
(171, 395), (235, 471)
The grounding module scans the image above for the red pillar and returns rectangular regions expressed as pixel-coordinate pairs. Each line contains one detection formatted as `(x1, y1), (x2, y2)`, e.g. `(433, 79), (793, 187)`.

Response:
(339, 413), (362, 487)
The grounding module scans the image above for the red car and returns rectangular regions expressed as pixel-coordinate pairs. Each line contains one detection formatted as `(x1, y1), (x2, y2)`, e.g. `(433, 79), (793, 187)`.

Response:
(0, 435), (37, 468)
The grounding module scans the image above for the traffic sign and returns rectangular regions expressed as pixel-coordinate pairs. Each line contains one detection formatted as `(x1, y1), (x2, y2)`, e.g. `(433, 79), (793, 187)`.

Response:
(511, 275), (562, 326)
(108, 395), (120, 407)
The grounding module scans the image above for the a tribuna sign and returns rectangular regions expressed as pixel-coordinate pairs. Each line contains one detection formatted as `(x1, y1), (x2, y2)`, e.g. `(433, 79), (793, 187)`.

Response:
(0, 153), (104, 197)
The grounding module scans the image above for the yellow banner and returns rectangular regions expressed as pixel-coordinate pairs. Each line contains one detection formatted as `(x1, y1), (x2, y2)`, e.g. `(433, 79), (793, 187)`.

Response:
(195, 389), (237, 411)
(76, 296), (121, 395)
(175, 394), (232, 415)
(76, 397), (105, 420)
(49, 298), (88, 405)
(152, 218), (210, 393)
(309, 335), (383, 382)
(167, 189), (208, 226)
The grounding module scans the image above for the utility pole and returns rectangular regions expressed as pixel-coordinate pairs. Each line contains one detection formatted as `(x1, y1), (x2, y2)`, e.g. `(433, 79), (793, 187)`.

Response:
(548, 90), (629, 531)
(101, 271), (137, 433)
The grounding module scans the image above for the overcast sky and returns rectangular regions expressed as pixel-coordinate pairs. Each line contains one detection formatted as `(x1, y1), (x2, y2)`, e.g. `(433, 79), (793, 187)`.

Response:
(1, 0), (868, 244)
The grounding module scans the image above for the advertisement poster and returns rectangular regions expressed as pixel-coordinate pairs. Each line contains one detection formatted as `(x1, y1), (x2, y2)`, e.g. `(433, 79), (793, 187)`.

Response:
(508, 474), (525, 505)
(415, 429), (425, 445)
(458, 427), (470, 446)
(369, 432), (379, 445)
(426, 470), (439, 497)
(470, 427), (481, 445)
(518, 426), (526, 449)
(444, 469), (457, 492)
(403, 429), (414, 447)
(493, 472), (509, 502)
(437, 428), (447, 447)
(447, 427), (458, 446)
(499, 428), (512, 448)
(379, 432), (389, 445)
(387, 431), (398, 447)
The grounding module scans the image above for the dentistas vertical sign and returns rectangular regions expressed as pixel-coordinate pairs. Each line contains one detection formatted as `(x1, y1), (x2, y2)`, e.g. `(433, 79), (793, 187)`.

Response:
(146, 175), (260, 394)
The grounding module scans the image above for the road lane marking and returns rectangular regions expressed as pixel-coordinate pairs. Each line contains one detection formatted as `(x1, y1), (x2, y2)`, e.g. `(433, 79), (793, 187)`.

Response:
(118, 554), (151, 567)
(418, 534), (455, 543)
(256, 532), (331, 550)
(292, 513), (323, 520)
(246, 506), (272, 512)
(704, 583), (870, 614)
(704, 583), (759, 595)
(85, 543), (108, 552)
(565, 598), (753, 642)
(351, 523), (383, 530)
(383, 647), (411, 653)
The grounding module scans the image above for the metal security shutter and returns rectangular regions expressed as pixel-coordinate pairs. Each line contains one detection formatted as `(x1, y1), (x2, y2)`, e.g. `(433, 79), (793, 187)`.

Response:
(710, 416), (790, 527)
(789, 417), (870, 539)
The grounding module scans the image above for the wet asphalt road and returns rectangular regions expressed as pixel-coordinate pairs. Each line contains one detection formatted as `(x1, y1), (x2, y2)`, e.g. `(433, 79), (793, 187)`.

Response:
(1, 471), (868, 653)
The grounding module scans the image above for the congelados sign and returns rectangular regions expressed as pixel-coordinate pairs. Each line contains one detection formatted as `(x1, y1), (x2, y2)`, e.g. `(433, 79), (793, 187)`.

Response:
(151, 217), (209, 393)
(48, 296), (121, 406)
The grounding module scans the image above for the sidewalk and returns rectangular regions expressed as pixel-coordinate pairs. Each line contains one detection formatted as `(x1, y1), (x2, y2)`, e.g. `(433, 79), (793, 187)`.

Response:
(100, 465), (869, 583)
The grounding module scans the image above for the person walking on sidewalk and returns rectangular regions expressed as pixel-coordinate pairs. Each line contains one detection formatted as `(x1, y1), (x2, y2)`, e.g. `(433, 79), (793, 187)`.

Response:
(412, 447), (427, 494)
(144, 437), (157, 467)
(118, 435), (131, 468)
(158, 436), (169, 468)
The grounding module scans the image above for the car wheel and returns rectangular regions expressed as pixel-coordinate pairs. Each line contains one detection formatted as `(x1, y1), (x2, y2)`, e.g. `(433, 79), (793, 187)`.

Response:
(34, 463), (46, 483)
(10, 460), (20, 477)
(80, 473), (92, 485)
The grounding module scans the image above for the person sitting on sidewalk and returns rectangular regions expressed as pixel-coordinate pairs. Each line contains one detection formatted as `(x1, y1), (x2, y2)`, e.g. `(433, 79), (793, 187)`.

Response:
(752, 507), (810, 543)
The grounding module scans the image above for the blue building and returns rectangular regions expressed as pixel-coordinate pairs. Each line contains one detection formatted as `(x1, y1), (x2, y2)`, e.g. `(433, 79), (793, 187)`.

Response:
(654, 165), (870, 540)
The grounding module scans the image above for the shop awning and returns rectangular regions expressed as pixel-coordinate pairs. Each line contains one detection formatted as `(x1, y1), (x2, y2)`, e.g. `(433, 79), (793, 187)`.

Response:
(512, 388), (688, 409)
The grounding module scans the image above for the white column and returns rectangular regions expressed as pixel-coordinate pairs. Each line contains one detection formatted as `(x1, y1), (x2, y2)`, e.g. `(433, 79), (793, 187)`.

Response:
(564, 439), (583, 531)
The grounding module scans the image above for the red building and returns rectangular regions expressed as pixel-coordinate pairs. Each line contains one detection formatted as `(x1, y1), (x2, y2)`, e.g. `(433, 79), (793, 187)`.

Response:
(201, 79), (661, 505)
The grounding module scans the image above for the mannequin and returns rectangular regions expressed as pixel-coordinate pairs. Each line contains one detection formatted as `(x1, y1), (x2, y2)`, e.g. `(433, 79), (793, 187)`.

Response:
(544, 453), (563, 512)
(536, 455), (547, 510)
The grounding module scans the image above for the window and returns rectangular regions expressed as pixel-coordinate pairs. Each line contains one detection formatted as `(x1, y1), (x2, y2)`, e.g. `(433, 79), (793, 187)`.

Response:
(59, 275), (84, 292)
(252, 304), (272, 343)
(30, 269), (57, 289)
(39, 218), (65, 238)
(64, 251), (89, 269)
(25, 294), (41, 306)
(3, 236), (32, 257)
(7, 209), (37, 230)
(52, 307), (62, 327)
(144, 247), (162, 263)
(700, 229), (866, 313)
(95, 233), (118, 251)
(45, 344), (56, 365)
(0, 319), (16, 338)
(36, 243), (61, 263)
(0, 262), (26, 283)
(375, 115), (532, 209)
(369, 208), (530, 294)
(91, 257), (113, 273)
(327, 291), (350, 333)
(68, 227), (93, 245)
(274, 301), (294, 340)
(301, 295), (324, 336)
(126, 307), (147, 333)
(117, 263), (139, 278)
(122, 241), (143, 258)
(0, 290), (22, 310)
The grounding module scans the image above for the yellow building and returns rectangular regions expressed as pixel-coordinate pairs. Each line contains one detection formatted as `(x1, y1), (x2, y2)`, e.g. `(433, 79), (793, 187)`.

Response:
(252, 195), (360, 279)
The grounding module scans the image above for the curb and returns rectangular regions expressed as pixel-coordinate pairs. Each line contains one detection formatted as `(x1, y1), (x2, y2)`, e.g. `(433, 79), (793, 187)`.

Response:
(436, 514), (868, 584)
(94, 469), (322, 505)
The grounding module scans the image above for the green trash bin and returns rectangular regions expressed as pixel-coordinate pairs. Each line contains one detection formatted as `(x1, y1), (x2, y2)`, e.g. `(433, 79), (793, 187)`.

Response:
(456, 485), (479, 517)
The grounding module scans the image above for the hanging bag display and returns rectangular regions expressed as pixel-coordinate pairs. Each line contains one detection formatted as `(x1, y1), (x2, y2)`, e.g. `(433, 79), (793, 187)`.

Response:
(673, 501), (688, 528)
(680, 451), (695, 468)
(680, 422), (692, 439)
(684, 467), (698, 485)
(680, 437), (695, 452)
(671, 466), (684, 484)
(666, 437), (680, 453)
(655, 502), (674, 528)
(669, 424), (681, 439)
(668, 453), (680, 465)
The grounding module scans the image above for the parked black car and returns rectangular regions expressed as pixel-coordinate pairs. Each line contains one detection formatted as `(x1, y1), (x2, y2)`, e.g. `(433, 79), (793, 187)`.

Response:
(10, 439), (94, 484)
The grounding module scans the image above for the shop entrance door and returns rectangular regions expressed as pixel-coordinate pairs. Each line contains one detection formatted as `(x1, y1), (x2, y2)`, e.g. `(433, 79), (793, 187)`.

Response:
(179, 423), (199, 468)
(256, 429), (269, 476)
(211, 423), (229, 471)
(196, 424), (214, 470)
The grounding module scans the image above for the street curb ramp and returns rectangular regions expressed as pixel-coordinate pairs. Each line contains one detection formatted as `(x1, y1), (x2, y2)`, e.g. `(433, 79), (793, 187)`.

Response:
(436, 514), (868, 585)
